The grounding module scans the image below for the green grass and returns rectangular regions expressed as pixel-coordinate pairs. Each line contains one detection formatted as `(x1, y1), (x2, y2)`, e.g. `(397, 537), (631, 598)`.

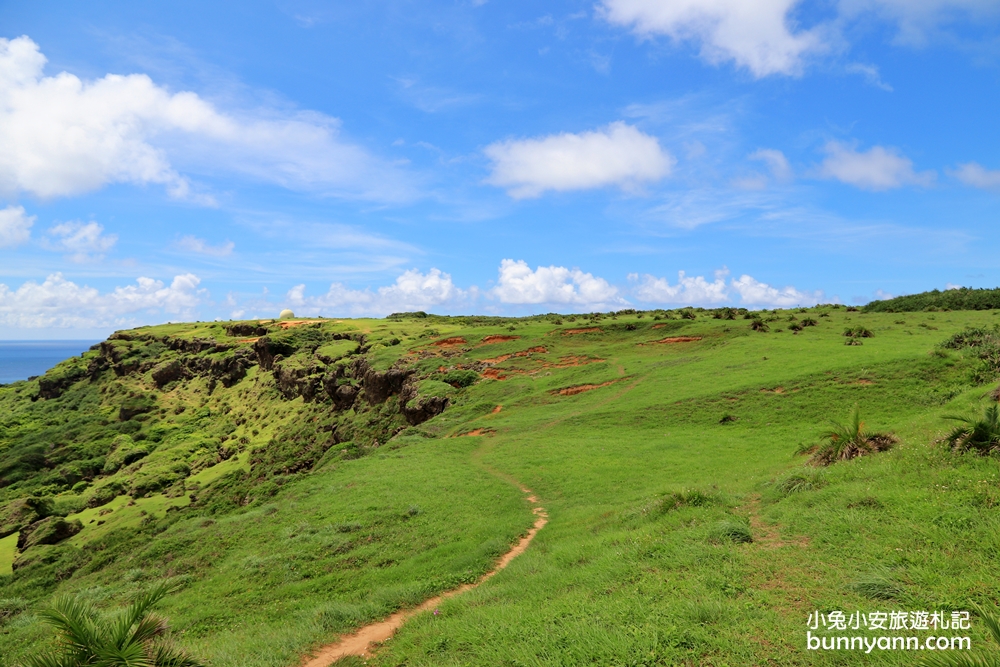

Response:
(4, 307), (1000, 665)
(0, 533), (16, 576)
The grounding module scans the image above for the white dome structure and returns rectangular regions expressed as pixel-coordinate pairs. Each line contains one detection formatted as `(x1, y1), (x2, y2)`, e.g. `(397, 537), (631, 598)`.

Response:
(279, 309), (295, 319)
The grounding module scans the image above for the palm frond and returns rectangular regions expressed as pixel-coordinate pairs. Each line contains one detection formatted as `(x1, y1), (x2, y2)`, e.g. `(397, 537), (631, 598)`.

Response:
(110, 584), (172, 648)
(148, 642), (206, 667)
(38, 595), (102, 654)
(970, 601), (1000, 647)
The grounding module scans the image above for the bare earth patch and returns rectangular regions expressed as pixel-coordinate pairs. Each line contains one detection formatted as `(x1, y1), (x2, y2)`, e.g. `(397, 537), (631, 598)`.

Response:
(432, 337), (467, 348)
(644, 336), (702, 345)
(456, 428), (495, 437)
(550, 379), (620, 396)
(299, 489), (548, 666)
(480, 335), (520, 344)
(491, 405), (502, 414)
(561, 327), (601, 335)
(482, 346), (547, 364)
(276, 320), (313, 330)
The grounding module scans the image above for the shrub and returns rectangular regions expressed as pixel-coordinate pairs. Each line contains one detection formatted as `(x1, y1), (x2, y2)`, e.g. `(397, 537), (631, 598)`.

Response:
(658, 489), (717, 513)
(943, 404), (1000, 455)
(750, 319), (769, 333)
(441, 369), (479, 388)
(844, 326), (874, 338)
(803, 405), (896, 465)
(22, 583), (204, 667)
(710, 520), (752, 544)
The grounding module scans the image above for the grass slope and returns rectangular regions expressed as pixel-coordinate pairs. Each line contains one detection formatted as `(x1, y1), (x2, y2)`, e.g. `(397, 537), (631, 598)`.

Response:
(2, 307), (1000, 665)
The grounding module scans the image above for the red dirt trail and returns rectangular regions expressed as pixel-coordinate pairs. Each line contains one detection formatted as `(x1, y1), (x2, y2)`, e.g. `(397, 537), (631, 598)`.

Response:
(299, 489), (548, 666)
(551, 379), (620, 396)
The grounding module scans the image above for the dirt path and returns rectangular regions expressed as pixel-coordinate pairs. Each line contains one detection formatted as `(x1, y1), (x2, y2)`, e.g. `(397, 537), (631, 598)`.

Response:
(299, 487), (547, 666)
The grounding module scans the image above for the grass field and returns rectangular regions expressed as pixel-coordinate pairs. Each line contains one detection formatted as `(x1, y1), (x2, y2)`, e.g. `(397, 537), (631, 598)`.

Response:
(3, 305), (1000, 665)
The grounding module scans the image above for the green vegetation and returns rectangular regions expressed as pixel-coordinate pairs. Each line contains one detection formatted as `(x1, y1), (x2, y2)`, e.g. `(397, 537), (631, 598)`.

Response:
(24, 583), (202, 667)
(864, 287), (1000, 313)
(3, 307), (1000, 665)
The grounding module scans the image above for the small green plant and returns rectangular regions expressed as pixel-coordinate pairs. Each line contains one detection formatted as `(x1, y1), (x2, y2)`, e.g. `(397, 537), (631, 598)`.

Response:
(750, 318), (769, 333)
(919, 602), (1000, 666)
(844, 326), (874, 338)
(943, 404), (1000, 455)
(22, 583), (203, 667)
(772, 472), (825, 495)
(847, 567), (903, 600)
(709, 520), (752, 544)
(801, 405), (896, 465)
(800, 317), (817, 327)
(658, 489), (716, 513)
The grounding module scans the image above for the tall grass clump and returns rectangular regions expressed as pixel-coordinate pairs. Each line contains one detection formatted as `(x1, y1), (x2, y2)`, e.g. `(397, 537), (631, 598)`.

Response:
(940, 326), (1000, 384)
(944, 404), (1000, 455)
(800, 405), (896, 465)
(920, 602), (1000, 667)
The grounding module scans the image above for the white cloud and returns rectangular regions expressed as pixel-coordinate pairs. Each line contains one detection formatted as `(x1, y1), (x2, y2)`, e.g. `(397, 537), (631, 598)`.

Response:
(0, 273), (206, 328)
(0, 204), (34, 248)
(43, 221), (117, 262)
(629, 268), (730, 305)
(286, 268), (471, 317)
(490, 259), (624, 308)
(177, 235), (235, 257)
(818, 141), (935, 191)
(845, 62), (893, 91)
(750, 148), (793, 182)
(484, 122), (673, 198)
(731, 274), (825, 307)
(0, 36), (413, 203)
(599, 0), (825, 77)
(839, 0), (1000, 46)
(952, 162), (1000, 190)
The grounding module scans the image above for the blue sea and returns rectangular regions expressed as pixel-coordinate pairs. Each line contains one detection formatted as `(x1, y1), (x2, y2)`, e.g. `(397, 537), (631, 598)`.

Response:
(0, 341), (101, 385)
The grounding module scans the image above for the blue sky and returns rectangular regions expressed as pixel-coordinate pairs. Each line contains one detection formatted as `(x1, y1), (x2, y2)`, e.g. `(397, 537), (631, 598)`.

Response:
(1, 0), (999, 337)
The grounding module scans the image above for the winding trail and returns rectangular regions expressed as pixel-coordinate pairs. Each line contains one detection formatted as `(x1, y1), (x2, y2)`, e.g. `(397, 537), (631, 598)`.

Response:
(299, 487), (547, 666)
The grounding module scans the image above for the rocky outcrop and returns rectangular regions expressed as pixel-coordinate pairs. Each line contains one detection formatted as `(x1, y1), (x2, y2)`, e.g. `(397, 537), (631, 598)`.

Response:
(36, 365), (87, 399)
(226, 323), (269, 337)
(17, 516), (83, 551)
(0, 497), (52, 538)
(399, 384), (450, 425)
(354, 358), (414, 405)
(152, 360), (186, 388)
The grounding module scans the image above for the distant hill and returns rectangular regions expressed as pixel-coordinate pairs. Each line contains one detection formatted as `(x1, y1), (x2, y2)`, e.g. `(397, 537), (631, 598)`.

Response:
(864, 286), (1000, 312)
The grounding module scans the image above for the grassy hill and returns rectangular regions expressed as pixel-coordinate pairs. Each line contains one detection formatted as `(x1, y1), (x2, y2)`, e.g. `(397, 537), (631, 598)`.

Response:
(3, 307), (1000, 665)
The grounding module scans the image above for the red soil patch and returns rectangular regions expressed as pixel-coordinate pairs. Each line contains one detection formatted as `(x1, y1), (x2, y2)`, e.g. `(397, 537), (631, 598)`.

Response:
(561, 327), (602, 335)
(857, 379), (875, 385)
(550, 379), (620, 396)
(481, 346), (547, 364)
(491, 405), (502, 413)
(480, 335), (520, 344)
(761, 386), (785, 394)
(647, 336), (702, 345)
(482, 368), (525, 381)
(540, 355), (604, 369)
(275, 320), (313, 329)
(237, 337), (260, 343)
(300, 489), (548, 666)
(432, 337), (467, 348)
(651, 323), (672, 329)
(457, 428), (495, 437)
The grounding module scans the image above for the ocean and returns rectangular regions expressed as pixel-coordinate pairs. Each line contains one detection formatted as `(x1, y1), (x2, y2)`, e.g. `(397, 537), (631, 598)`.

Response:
(0, 341), (101, 385)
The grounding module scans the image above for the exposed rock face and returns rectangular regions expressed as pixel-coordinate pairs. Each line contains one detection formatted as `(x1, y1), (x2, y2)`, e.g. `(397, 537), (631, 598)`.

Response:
(151, 360), (186, 388)
(17, 516), (83, 551)
(0, 497), (52, 538)
(355, 359), (414, 405)
(226, 323), (269, 337)
(399, 384), (450, 425)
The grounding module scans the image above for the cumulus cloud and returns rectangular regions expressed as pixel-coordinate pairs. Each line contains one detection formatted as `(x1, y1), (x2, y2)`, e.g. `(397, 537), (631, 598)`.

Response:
(731, 274), (825, 307)
(630, 268), (826, 308)
(286, 268), (471, 317)
(818, 141), (935, 190)
(490, 259), (624, 308)
(177, 235), (235, 257)
(0, 273), (206, 328)
(629, 268), (730, 305)
(484, 122), (673, 198)
(0, 36), (413, 203)
(952, 162), (1000, 190)
(599, 0), (825, 77)
(0, 204), (34, 248)
(43, 221), (117, 262)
